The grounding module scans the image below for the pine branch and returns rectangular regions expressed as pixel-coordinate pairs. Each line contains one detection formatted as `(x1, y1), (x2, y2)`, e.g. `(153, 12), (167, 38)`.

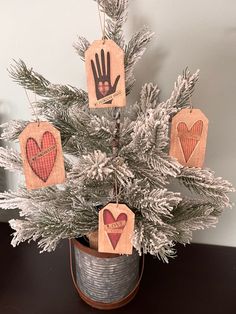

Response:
(121, 148), (181, 187)
(3, 188), (98, 252)
(164, 68), (200, 116)
(68, 150), (133, 187)
(127, 159), (167, 187)
(105, 18), (125, 47)
(46, 107), (113, 155)
(73, 36), (90, 61)
(139, 188), (181, 225)
(125, 27), (154, 74)
(69, 150), (113, 182)
(0, 120), (29, 142)
(119, 180), (181, 221)
(143, 152), (182, 179)
(35, 87), (88, 116)
(125, 27), (154, 94)
(126, 107), (170, 153)
(9, 59), (50, 96)
(101, 0), (129, 21)
(0, 186), (68, 214)
(90, 1), (129, 47)
(170, 199), (219, 244)
(176, 68), (200, 109)
(0, 147), (22, 172)
(74, 180), (113, 206)
(177, 167), (234, 207)
(9, 60), (88, 112)
(136, 83), (160, 114)
(98, 0), (128, 47)
(75, 0), (128, 58)
(9, 195), (98, 252)
(132, 196), (221, 261)
(133, 220), (176, 263)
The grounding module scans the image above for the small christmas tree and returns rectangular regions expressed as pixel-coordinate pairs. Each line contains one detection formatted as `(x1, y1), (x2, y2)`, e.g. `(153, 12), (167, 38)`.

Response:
(0, 0), (234, 262)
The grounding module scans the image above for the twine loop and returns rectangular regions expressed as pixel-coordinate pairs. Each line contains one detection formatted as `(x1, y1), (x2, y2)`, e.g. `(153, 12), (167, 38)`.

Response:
(24, 88), (40, 126)
(97, 0), (106, 43)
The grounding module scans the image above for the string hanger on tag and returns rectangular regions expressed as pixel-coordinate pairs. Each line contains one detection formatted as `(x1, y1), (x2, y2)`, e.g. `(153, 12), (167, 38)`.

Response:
(112, 108), (121, 207)
(189, 92), (193, 113)
(114, 168), (125, 207)
(114, 171), (119, 206)
(24, 88), (40, 126)
(185, 79), (193, 114)
(97, 0), (106, 43)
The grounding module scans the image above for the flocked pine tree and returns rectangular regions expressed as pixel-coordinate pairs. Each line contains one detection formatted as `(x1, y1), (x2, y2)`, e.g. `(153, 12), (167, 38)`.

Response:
(0, 0), (234, 262)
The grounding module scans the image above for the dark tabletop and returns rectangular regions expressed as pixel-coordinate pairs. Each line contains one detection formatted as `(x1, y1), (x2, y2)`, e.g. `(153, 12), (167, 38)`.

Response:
(0, 222), (236, 314)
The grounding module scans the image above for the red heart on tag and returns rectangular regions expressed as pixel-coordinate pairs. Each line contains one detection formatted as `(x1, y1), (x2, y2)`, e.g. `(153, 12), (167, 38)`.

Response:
(98, 81), (110, 96)
(26, 131), (57, 182)
(103, 209), (127, 250)
(177, 120), (203, 162)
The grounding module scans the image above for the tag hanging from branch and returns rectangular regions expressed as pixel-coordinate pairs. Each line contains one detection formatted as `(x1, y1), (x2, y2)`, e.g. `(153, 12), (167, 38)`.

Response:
(85, 39), (126, 108)
(98, 203), (134, 255)
(169, 108), (208, 168)
(19, 122), (66, 190)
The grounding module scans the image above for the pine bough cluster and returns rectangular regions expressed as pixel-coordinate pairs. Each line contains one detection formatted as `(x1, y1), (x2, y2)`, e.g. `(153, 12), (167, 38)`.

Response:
(0, 0), (234, 262)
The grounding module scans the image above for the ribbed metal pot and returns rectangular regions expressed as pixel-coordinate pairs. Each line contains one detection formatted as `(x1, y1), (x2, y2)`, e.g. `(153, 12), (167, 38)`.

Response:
(72, 238), (140, 310)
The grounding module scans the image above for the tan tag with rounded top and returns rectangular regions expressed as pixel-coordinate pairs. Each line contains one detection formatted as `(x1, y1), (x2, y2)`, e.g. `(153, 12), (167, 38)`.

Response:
(19, 122), (65, 190)
(85, 39), (126, 108)
(169, 108), (208, 168)
(98, 203), (134, 255)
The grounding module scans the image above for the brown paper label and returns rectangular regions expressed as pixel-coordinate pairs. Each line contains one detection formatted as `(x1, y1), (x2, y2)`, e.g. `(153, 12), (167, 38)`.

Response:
(98, 203), (134, 254)
(85, 39), (126, 108)
(19, 122), (65, 190)
(169, 108), (208, 168)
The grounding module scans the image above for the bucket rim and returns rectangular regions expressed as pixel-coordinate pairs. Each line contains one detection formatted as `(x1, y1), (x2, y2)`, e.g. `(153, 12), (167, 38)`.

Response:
(72, 238), (121, 258)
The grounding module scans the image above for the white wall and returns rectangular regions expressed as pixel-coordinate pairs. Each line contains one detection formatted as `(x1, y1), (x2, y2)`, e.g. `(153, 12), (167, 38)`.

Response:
(0, 0), (235, 246)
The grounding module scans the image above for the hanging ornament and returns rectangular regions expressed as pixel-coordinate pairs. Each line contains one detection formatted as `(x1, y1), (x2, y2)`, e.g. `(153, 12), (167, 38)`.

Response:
(98, 203), (134, 255)
(85, 39), (126, 108)
(19, 122), (66, 190)
(169, 108), (208, 168)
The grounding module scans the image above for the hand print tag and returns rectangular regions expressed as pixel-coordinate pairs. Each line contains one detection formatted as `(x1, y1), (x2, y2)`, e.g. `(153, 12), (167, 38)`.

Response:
(85, 39), (126, 108)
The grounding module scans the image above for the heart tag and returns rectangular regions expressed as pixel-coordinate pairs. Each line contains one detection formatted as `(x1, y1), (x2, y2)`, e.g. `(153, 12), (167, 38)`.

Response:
(169, 108), (208, 168)
(19, 122), (65, 190)
(98, 203), (134, 255)
(85, 39), (126, 108)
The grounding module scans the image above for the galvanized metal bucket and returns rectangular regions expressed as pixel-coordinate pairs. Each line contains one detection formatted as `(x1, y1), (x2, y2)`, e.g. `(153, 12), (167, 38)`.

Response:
(70, 238), (143, 310)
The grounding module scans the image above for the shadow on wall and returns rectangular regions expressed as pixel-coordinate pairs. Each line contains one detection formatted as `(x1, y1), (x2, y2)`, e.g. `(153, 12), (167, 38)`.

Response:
(127, 5), (169, 105)
(0, 100), (18, 223)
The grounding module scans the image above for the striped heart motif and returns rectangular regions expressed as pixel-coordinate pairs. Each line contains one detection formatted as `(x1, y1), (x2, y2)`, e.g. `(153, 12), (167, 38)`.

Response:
(177, 120), (203, 162)
(103, 209), (127, 250)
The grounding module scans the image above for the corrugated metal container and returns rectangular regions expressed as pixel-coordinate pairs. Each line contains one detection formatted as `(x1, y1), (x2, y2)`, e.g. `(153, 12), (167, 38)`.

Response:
(71, 238), (141, 310)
